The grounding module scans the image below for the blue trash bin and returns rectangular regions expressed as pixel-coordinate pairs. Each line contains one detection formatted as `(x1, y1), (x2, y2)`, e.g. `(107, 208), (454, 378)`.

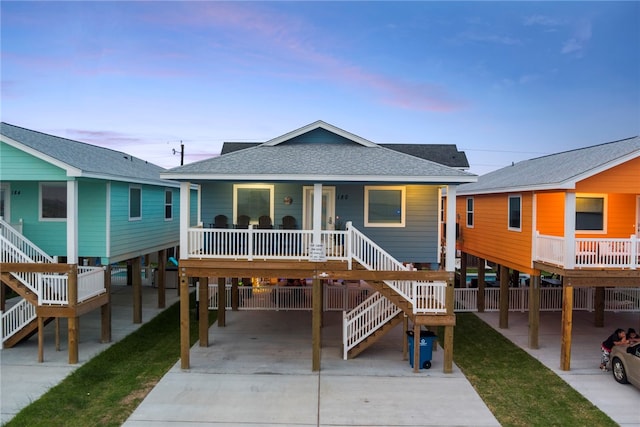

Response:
(407, 330), (437, 369)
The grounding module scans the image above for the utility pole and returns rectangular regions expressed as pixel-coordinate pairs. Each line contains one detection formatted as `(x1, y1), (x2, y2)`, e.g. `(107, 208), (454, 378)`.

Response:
(172, 141), (184, 165)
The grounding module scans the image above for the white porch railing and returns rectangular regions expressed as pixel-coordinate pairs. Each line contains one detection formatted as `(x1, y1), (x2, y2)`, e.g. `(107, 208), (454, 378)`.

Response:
(535, 233), (639, 269)
(187, 227), (348, 261)
(1, 298), (37, 344)
(0, 218), (56, 264)
(454, 287), (640, 312)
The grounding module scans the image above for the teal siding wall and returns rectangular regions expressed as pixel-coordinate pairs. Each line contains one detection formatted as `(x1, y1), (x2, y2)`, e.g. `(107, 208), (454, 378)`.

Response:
(200, 182), (439, 264)
(0, 142), (67, 180)
(78, 180), (107, 258)
(109, 182), (180, 262)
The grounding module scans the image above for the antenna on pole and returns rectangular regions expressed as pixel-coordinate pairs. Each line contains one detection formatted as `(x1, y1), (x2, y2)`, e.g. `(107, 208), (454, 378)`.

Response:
(171, 141), (184, 165)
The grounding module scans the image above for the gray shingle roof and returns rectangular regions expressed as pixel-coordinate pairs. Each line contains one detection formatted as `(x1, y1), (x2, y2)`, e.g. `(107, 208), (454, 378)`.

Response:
(164, 122), (476, 184)
(1, 122), (171, 185)
(458, 136), (640, 194)
(221, 142), (470, 169)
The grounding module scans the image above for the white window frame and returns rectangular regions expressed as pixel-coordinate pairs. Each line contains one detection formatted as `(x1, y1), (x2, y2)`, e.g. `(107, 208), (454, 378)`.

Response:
(164, 189), (173, 221)
(39, 182), (67, 222)
(466, 197), (474, 228)
(232, 183), (274, 225)
(364, 186), (406, 228)
(508, 194), (522, 231)
(129, 185), (142, 221)
(576, 193), (607, 234)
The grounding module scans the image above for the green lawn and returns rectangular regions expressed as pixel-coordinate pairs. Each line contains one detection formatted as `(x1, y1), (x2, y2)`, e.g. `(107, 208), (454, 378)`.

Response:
(6, 293), (216, 427)
(446, 313), (614, 426)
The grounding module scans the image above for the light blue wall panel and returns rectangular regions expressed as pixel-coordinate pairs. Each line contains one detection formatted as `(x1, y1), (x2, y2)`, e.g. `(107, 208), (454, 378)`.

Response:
(0, 142), (67, 181)
(78, 179), (107, 258)
(109, 182), (180, 262)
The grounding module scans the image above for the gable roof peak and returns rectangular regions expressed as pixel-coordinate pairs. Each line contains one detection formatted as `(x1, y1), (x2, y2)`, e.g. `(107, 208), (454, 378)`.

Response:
(263, 120), (378, 148)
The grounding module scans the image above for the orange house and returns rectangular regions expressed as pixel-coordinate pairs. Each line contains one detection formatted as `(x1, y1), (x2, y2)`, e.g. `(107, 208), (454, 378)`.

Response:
(454, 136), (640, 370)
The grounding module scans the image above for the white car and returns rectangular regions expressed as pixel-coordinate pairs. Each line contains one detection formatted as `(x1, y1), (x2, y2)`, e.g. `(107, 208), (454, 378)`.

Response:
(611, 343), (640, 389)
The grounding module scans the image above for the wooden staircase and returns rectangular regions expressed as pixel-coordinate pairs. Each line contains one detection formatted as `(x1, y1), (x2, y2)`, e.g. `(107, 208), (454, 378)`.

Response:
(1, 271), (39, 305)
(346, 311), (404, 359)
(3, 316), (54, 348)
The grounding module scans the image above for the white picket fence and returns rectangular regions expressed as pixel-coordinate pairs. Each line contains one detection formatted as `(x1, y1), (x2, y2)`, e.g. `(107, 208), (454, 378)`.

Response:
(454, 287), (640, 312)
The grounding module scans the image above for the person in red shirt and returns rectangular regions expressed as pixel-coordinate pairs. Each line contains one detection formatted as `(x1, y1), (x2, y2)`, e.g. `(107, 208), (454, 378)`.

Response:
(600, 328), (628, 371)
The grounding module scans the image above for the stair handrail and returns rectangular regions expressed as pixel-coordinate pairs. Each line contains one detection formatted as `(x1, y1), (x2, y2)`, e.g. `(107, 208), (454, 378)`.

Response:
(0, 236), (42, 296)
(0, 218), (55, 264)
(342, 291), (401, 359)
(1, 298), (37, 344)
(347, 223), (413, 301)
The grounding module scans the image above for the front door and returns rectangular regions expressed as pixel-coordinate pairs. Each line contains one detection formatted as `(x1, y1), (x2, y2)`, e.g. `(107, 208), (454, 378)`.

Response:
(0, 182), (10, 222)
(303, 186), (335, 230)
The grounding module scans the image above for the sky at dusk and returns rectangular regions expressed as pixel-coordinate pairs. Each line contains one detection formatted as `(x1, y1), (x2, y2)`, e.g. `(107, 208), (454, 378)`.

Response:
(1, 1), (638, 175)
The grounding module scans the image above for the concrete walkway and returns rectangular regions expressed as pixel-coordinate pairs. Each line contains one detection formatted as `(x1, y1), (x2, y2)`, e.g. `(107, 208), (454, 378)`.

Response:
(124, 309), (500, 426)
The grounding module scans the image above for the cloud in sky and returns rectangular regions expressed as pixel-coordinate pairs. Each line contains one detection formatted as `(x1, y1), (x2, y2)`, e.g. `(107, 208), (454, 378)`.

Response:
(561, 19), (592, 56)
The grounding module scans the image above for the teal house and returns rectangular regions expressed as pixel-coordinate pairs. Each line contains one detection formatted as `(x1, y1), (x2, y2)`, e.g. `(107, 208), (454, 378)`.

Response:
(0, 122), (193, 361)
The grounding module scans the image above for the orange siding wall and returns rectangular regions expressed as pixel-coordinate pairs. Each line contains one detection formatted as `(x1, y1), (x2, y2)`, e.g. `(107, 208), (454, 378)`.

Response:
(577, 157), (640, 194)
(536, 192), (565, 236)
(457, 193), (534, 274)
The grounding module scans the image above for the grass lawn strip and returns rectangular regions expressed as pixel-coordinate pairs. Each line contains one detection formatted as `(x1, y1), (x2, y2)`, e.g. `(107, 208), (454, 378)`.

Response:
(447, 313), (614, 426)
(6, 292), (216, 427)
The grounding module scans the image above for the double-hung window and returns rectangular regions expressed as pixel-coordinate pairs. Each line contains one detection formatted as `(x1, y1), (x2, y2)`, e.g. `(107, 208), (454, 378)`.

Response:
(508, 195), (521, 231)
(466, 197), (474, 228)
(40, 182), (67, 221)
(233, 184), (274, 224)
(364, 186), (405, 227)
(164, 189), (173, 220)
(129, 185), (142, 220)
(576, 196), (605, 231)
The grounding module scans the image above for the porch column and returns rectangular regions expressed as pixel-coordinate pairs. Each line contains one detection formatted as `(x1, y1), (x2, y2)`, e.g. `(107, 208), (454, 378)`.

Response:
(560, 283), (574, 370)
(477, 258), (486, 312)
(528, 274), (540, 349)
(132, 256), (142, 324)
(313, 183), (323, 245)
(66, 180), (79, 263)
(564, 192), (576, 269)
(499, 265), (509, 329)
(445, 185), (457, 272)
(179, 181), (191, 257)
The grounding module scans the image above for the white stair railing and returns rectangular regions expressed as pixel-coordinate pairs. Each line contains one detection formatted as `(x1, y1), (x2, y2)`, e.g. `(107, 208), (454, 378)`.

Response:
(342, 292), (402, 359)
(0, 218), (55, 264)
(0, 236), (41, 296)
(1, 298), (37, 344)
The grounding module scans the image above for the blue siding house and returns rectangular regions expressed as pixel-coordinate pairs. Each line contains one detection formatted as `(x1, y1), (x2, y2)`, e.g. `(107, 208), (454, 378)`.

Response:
(161, 120), (477, 372)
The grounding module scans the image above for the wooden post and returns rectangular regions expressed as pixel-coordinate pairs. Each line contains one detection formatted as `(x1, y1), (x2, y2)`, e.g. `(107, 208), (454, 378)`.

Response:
(231, 277), (239, 310)
(477, 259), (485, 312)
(594, 287), (605, 327)
(132, 256), (142, 324)
(55, 318), (60, 351)
(402, 315), (408, 361)
(312, 276), (322, 371)
(157, 249), (166, 308)
(413, 322), (420, 373)
(443, 277), (455, 373)
(460, 252), (467, 288)
(180, 272), (190, 369)
(528, 275), (540, 349)
(217, 277), (226, 327)
(199, 278), (209, 346)
(38, 316), (45, 363)
(560, 283), (574, 371)
(68, 264), (79, 364)
(101, 265), (112, 343)
(499, 265), (509, 329)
